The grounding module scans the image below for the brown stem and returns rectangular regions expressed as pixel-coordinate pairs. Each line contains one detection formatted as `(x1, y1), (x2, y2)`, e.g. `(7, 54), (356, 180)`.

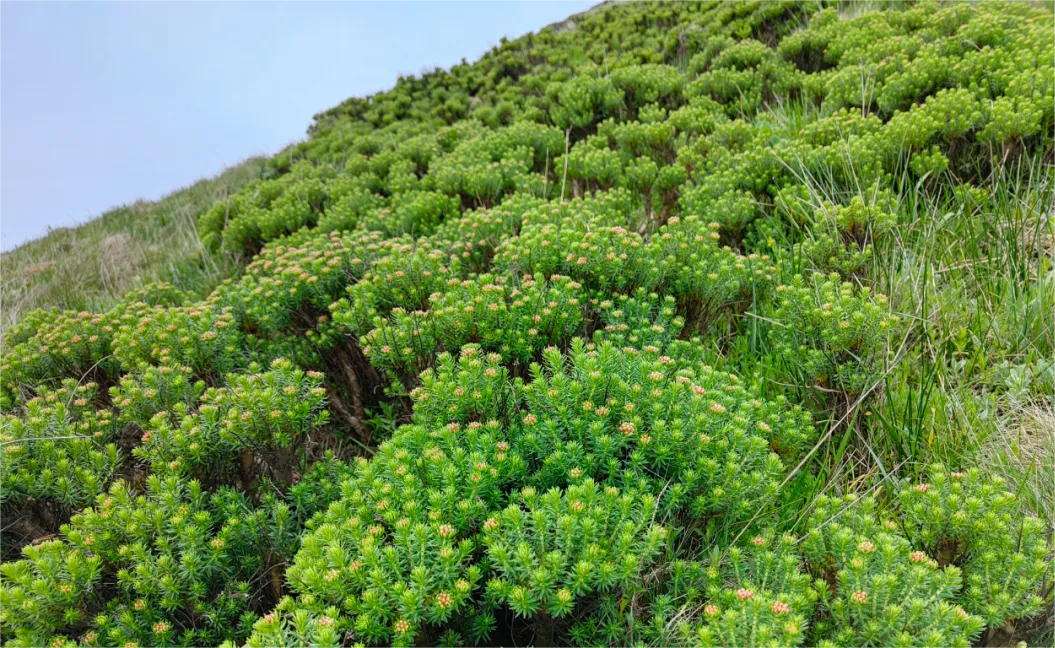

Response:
(327, 383), (369, 444)
(533, 611), (556, 647)
(269, 562), (285, 603)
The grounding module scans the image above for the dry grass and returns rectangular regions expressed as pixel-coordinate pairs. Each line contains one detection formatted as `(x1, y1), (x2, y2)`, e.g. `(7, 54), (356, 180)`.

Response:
(983, 402), (1055, 523)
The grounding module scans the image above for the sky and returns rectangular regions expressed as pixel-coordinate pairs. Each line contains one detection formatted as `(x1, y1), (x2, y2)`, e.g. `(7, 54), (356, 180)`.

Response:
(0, 1), (594, 251)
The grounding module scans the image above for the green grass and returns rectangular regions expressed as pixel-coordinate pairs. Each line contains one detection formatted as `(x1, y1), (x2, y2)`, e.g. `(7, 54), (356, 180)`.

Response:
(797, 145), (1054, 518)
(883, 153), (1055, 518)
(698, 96), (1053, 523)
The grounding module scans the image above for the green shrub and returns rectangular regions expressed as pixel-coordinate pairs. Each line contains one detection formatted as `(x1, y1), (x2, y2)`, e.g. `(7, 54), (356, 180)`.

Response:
(362, 273), (584, 379)
(1, 310), (122, 409)
(898, 466), (1049, 626)
(135, 358), (329, 487)
(1, 382), (118, 513)
(483, 481), (668, 618)
(692, 533), (814, 648)
(803, 495), (985, 647)
(1, 456), (350, 648)
(771, 273), (898, 397)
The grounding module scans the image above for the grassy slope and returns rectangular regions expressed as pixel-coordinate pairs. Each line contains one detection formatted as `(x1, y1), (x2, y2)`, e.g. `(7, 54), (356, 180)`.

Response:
(0, 2), (613, 332)
(0, 1), (1052, 643)
(0, 0), (613, 332)
(0, 157), (267, 331)
(3, 0), (1051, 524)
(3, 1), (1051, 525)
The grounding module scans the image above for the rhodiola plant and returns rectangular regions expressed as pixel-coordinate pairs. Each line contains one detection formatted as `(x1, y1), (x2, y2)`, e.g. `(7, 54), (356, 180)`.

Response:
(3, 2), (1054, 647)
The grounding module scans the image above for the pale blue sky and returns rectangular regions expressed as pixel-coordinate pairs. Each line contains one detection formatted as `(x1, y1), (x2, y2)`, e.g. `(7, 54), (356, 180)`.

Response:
(1, 1), (593, 251)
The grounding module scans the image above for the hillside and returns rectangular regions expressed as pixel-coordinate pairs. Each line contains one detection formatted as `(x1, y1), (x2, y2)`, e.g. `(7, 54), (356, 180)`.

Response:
(0, 158), (267, 331)
(2, 2), (1053, 647)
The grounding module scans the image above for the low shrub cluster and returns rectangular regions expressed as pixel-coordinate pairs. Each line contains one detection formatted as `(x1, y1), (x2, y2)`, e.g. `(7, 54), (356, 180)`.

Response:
(3, 1), (1052, 646)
